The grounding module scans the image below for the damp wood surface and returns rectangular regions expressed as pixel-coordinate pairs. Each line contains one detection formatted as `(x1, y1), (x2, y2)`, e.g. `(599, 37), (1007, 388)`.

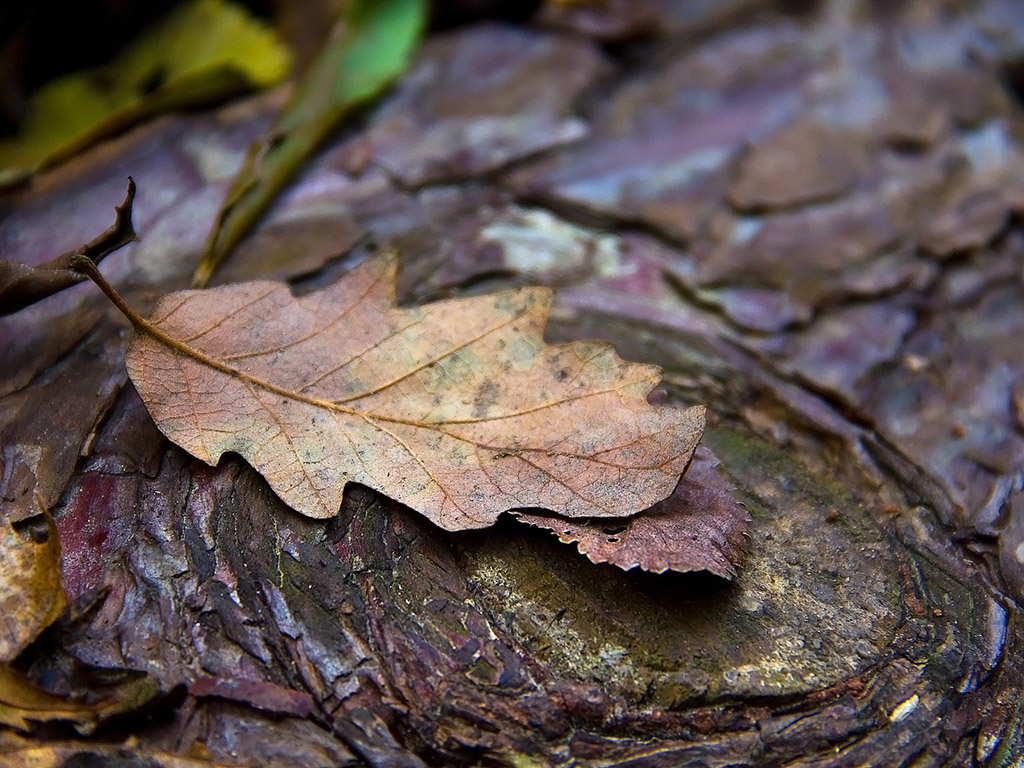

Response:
(1, 1), (1023, 765)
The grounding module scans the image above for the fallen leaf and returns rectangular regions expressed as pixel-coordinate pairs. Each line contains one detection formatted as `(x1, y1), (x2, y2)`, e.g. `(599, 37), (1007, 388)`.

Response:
(0, 180), (138, 658)
(517, 447), (749, 577)
(190, 676), (314, 717)
(80, 251), (705, 531)
(0, 665), (157, 733)
(728, 119), (863, 212)
(0, 735), (227, 768)
(192, 0), (427, 287)
(0, 515), (65, 662)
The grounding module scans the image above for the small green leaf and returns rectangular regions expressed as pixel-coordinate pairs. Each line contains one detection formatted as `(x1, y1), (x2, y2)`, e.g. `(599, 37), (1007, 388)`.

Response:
(191, 0), (428, 288)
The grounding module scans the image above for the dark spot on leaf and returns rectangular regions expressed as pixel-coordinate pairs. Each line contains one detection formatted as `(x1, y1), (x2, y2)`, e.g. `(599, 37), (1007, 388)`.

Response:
(473, 379), (499, 418)
(267, 130), (287, 151)
(556, 369), (569, 381)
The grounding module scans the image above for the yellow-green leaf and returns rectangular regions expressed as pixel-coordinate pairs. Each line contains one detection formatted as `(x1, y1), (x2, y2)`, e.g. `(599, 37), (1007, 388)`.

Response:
(0, 0), (291, 186)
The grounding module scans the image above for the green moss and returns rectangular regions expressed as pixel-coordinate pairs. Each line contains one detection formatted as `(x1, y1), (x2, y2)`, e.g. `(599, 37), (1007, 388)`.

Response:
(463, 425), (909, 708)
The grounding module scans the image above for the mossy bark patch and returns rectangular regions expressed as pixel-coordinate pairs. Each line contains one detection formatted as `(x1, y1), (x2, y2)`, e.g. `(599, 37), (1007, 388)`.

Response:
(461, 426), (903, 707)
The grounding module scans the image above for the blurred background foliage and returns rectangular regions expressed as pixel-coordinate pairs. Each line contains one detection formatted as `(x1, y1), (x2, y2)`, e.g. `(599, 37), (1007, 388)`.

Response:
(0, 0), (545, 280)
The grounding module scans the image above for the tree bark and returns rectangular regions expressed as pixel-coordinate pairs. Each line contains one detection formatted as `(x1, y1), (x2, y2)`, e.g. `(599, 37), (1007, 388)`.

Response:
(1, 1), (1023, 765)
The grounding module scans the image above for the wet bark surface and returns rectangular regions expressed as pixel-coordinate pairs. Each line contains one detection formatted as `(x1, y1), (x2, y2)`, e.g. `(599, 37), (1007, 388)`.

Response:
(1, 1), (1023, 765)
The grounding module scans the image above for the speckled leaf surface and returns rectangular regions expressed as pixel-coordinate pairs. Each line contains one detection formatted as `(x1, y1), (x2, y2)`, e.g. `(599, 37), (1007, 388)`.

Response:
(122, 251), (705, 529)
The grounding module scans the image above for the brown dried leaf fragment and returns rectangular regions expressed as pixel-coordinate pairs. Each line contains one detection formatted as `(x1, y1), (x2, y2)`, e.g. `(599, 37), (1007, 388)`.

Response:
(517, 447), (749, 577)
(0, 737), (226, 768)
(0, 514), (65, 662)
(82, 252), (705, 531)
(0, 666), (157, 733)
(728, 120), (863, 212)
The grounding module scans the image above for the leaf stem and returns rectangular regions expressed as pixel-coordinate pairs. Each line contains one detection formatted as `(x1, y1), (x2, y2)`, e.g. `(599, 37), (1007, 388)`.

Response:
(71, 254), (147, 329)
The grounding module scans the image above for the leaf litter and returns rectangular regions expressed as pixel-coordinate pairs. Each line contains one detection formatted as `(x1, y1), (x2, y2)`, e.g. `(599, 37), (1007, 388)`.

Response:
(192, 0), (428, 287)
(0, 193), (165, 731)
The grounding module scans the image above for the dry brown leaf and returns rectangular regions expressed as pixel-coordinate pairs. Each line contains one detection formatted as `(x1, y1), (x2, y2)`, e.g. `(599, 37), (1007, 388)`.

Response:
(0, 733), (229, 768)
(517, 447), (749, 577)
(0, 666), (157, 733)
(83, 252), (705, 530)
(0, 514), (65, 663)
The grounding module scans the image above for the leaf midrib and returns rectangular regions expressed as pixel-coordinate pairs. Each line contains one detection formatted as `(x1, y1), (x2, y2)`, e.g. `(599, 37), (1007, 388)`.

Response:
(138, 301), (656, 436)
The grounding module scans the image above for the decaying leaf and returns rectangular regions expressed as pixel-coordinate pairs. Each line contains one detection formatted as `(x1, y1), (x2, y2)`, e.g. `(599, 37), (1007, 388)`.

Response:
(80, 251), (705, 531)
(1, 740), (230, 768)
(0, 514), (65, 662)
(0, 665), (157, 733)
(517, 447), (749, 577)
(0, 180), (135, 658)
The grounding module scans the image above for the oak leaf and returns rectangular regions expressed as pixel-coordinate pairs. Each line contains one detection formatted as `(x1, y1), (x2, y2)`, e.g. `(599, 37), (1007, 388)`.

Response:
(88, 252), (705, 531)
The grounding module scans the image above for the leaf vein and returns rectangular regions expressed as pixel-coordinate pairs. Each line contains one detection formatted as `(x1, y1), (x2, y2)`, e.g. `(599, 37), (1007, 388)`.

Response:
(221, 264), (389, 361)
(335, 304), (534, 404)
